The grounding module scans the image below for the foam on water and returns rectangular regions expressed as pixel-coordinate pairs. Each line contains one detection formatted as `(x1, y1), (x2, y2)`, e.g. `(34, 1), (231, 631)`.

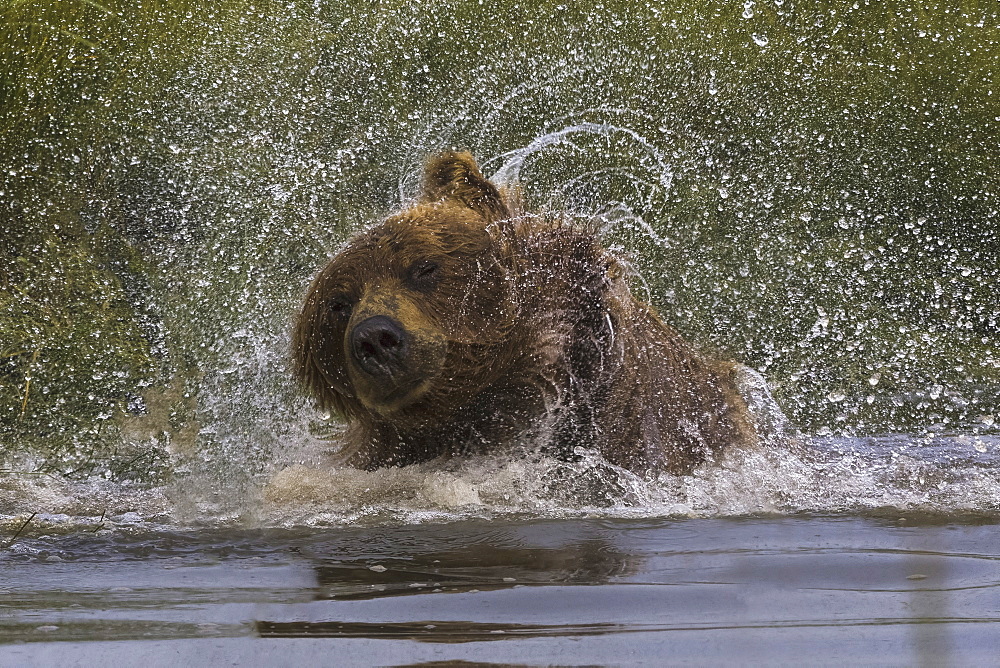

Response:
(4, 430), (998, 538)
(262, 433), (1000, 524)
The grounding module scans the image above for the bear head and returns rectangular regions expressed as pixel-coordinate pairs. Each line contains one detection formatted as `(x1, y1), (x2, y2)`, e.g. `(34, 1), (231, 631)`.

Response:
(294, 152), (520, 428)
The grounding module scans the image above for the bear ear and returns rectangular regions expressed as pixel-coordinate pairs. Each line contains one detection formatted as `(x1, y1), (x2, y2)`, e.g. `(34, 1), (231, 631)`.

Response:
(421, 151), (510, 221)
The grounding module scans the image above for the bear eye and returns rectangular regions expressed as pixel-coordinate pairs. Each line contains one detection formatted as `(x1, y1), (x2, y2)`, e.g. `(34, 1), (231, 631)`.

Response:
(327, 296), (352, 317)
(408, 260), (440, 287)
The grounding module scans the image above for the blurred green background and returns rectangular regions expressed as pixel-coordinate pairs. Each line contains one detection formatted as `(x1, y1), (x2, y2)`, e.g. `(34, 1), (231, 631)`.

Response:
(1, 0), (997, 481)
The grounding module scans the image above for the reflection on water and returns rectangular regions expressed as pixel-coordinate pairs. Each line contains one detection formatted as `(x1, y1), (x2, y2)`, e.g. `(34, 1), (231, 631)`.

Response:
(309, 539), (636, 601)
(1, 517), (998, 664)
(256, 619), (632, 641)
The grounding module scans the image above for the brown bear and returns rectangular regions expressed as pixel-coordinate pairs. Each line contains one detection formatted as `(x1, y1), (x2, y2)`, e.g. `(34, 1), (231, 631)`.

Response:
(293, 152), (760, 475)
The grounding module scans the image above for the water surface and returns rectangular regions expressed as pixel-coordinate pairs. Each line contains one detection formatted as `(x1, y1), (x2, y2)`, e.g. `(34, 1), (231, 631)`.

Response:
(3, 515), (999, 666)
(2, 434), (999, 665)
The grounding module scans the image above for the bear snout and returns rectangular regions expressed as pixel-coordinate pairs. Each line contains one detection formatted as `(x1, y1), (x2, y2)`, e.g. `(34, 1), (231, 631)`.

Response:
(350, 315), (410, 376)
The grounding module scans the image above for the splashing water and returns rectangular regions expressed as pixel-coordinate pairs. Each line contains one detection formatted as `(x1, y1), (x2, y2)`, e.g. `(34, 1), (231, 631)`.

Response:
(3, 375), (998, 533)
(487, 122), (673, 195)
(1, 1), (998, 532)
(4, 435), (999, 534)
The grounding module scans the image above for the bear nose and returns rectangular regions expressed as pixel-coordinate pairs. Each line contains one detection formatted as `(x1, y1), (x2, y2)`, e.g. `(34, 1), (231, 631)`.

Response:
(350, 316), (409, 375)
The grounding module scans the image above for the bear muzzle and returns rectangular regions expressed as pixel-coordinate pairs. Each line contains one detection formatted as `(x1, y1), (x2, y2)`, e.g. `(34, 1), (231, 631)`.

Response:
(350, 315), (410, 377)
(345, 306), (447, 413)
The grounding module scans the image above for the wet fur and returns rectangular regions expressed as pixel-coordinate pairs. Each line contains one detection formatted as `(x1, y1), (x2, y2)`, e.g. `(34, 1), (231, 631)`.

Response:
(294, 152), (757, 474)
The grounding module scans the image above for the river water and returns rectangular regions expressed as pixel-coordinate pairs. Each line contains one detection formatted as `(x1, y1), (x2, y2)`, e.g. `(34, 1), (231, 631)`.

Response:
(2, 434), (999, 664)
(3, 516), (999, 666)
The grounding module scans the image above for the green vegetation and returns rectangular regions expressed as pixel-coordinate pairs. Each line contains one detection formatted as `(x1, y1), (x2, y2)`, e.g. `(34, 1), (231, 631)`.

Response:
(1, 0), (998, 479)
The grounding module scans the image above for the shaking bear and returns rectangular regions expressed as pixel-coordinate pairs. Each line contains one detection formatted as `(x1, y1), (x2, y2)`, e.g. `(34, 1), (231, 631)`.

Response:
(294, 152), (759, 474)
